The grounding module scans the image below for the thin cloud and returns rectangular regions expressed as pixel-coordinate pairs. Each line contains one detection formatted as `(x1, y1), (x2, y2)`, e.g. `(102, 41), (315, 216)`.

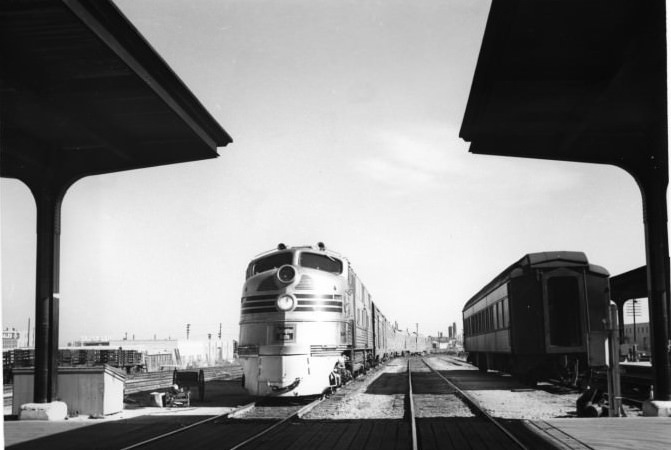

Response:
(356, 123), (588, 202)
(356, 124), (464, 193)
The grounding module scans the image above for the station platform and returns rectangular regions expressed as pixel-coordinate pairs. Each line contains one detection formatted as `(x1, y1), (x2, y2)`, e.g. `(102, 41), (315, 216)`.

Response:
(531, 417), (671, 450)
(3, 405), (238, 448)
(4, 408), (670, 449)
(3, 377), (251, 448)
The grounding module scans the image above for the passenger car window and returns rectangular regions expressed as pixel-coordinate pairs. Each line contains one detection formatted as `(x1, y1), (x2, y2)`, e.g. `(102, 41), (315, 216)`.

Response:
(299, 252), (343, 274)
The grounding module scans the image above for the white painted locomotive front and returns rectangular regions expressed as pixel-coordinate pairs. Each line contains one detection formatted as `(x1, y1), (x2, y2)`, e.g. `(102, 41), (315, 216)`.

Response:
(238, 246), (350, 396)
(241, 344), (342, 397)
(239, 321), (348, 396)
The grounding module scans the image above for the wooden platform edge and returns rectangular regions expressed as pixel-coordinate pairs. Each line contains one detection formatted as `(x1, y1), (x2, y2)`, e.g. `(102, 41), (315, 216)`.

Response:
(524, 420), (593, 450)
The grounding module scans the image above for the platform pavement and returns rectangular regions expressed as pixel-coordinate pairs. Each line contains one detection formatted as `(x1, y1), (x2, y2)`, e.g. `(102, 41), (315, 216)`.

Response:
(3, 377), (250, 448)
(3, 404), (237, 447)
(4, 411), (671, 449)
(530, 417), (671, 450)
(4, 373), (671, 449)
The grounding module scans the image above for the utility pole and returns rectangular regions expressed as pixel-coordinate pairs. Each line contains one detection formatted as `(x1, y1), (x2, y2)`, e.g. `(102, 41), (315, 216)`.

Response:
(415, 323), (418, 353)
(208, 333), (212, 365)
(626, 299), (642, 361)
(632, 300), (638, 342)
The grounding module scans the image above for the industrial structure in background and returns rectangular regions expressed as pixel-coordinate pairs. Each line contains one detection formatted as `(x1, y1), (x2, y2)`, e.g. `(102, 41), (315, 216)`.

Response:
(3, 334), (239, 384)
(3, 329), (22, 350)
(620, 298), (651, 361)
(622, 322), (651, 360)
(432, 322), (462, 352)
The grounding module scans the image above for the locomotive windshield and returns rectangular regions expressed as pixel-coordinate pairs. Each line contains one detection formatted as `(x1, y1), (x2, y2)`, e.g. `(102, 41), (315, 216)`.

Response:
(251, 252), (293, 275)
(299, 252), (343, 274)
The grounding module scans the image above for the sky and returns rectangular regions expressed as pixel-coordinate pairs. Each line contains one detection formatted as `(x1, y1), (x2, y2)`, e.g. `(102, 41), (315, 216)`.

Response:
(0, 0), (651, 346)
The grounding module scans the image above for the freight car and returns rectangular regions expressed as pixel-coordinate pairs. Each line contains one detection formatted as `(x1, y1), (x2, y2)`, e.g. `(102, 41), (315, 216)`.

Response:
(238, 243), (431, 397)
(462, 251), (610, 385)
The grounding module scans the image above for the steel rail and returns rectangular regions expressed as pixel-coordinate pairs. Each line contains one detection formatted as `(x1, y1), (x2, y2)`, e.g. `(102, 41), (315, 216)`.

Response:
(407, 360), (419, 450)
(119, 401), (256, 450)
(228, 396), (324, 450)
(421, 358), (529, 450)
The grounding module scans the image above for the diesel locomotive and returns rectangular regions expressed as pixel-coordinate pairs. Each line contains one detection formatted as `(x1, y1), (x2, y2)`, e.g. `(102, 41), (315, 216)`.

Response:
(462, 251), (610, 384)
(238, 243), (431, 397)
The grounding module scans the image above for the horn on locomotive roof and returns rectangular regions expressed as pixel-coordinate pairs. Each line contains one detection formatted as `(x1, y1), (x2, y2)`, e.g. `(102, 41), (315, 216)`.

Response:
(277, 243), (287, 250)
(317, 242), (326, 251)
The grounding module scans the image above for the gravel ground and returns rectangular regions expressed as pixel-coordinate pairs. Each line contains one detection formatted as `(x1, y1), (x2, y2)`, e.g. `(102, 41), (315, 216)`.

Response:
(427, 355), (643, 419)
(305, 357), (476, 420)
(304, 359), (407, 420)
(468, 388), (577, 419)
(413, 394), (474, 418)
(469, 387), (642, 419)
(305, 355), (642, 421)
(429, 356), (579, 420)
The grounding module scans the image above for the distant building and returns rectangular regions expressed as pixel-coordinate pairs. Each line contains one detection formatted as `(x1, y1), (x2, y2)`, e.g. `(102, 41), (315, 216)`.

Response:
(432, 332), (462, 352)
(2, 329), (21, 350)
(447, 322), (458, 340)
(621, 321), (651, 356)
(68, 337), (238, 370)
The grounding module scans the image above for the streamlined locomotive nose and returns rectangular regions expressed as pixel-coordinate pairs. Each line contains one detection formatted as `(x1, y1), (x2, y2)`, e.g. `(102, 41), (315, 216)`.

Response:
(257, 352), (307, 395)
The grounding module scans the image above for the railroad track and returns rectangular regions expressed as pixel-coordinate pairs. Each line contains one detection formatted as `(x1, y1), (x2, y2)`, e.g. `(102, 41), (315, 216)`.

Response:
(119, 396), (323, 450)
(114, 362), (394, 449)
(118, 402), (255, 450)
(227, 398), (324, 449)
(125, 357), (551, 449)
(9, 357), (579, 449)
(410, 357), (529, 450)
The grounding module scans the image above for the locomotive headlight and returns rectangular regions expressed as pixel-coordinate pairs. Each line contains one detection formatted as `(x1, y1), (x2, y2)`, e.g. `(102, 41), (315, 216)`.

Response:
(277, 265), (296, 283)
(276, 294), (295, 311)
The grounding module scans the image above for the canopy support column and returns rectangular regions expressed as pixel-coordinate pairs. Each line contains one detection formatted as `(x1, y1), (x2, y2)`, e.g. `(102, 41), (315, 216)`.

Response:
(30, 177), (68, 403)
(640, 176), (671, 401)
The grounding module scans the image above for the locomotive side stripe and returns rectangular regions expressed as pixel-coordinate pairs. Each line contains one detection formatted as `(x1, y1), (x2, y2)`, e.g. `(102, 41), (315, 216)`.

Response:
(241, 303), (275, 309)
(243, 294), (343, 301)
(243, 294), (277, 301)
(242, 306), (342, 314)
(241, 299), (275, 305)
(243, 299), (342, 306)
(297, 300), (342, 307)
(241, 307), (277, 314)
(294, 307), (342, 313)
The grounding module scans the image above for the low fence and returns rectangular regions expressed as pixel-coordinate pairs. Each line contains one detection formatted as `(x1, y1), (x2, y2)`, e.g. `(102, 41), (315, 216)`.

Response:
(124, 364), (243, 395)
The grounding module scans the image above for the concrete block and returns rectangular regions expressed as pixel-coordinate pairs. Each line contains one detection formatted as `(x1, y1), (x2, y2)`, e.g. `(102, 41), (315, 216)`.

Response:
(642, 400), (671, 417)
(18, 401), (68, 420)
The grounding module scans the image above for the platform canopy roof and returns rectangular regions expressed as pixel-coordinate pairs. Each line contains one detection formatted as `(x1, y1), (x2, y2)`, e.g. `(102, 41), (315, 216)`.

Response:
(460, 0), (666, 181)
(0, 0), (232, 189)
(610, 266), (648, 304)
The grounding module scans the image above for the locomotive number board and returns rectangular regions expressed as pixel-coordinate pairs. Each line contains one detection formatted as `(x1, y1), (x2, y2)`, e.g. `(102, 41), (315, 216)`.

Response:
(274, 325), (296, 342)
